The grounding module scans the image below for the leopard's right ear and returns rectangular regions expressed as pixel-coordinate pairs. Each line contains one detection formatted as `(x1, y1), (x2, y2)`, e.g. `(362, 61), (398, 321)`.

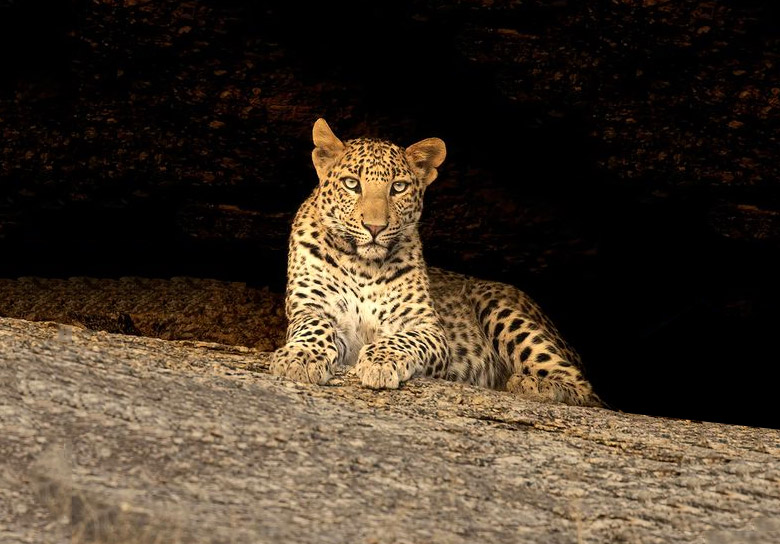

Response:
(312, 118), (345, 181)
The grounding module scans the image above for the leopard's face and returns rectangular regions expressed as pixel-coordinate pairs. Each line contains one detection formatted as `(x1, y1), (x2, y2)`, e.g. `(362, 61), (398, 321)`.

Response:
(316, 138), (425, 262)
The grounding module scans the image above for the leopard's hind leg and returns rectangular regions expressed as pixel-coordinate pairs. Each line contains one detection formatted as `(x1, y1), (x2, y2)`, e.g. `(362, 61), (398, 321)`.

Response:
(468, 279), (603, 407)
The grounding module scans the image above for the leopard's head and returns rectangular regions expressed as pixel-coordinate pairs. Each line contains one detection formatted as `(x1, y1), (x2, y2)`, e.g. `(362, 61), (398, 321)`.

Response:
(311, 118), (446, 262)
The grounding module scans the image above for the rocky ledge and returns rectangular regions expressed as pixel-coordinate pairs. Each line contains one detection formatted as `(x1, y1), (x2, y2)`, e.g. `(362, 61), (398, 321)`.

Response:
(1, 316), (778, 543)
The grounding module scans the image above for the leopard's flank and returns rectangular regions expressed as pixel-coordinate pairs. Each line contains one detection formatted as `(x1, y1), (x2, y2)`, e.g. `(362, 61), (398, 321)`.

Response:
(270, 119), (602, 407)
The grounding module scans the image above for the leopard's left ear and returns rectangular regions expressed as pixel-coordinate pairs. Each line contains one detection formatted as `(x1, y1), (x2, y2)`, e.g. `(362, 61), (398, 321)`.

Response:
(312, 118), (345, 181)
(405, 137), (446, 186)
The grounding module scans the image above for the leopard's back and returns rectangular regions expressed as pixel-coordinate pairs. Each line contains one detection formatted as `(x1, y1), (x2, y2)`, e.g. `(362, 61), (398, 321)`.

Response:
(428, 267), (598, 405)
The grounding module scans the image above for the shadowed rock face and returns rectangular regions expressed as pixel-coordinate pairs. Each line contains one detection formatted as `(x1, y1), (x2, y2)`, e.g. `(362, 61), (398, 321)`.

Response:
(2, 317), (779, 544)
(0, 276), (286, 349)
(0, 0), (778, 427)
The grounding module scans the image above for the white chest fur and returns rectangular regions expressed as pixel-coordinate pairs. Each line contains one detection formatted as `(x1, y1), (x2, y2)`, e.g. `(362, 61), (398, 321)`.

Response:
(329, 287), (398, 367)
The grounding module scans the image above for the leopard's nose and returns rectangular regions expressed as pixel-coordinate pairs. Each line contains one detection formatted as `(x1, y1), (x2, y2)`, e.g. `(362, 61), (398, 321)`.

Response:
(362, 222), (387, 239)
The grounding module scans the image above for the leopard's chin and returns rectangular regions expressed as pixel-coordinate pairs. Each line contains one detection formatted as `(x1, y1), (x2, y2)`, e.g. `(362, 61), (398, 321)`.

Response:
(356, 242), (389, 262)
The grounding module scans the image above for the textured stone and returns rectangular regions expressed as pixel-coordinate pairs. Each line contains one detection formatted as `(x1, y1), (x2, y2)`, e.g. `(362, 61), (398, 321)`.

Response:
(0, 276), (285, 350)
(1, 317), (778, 543)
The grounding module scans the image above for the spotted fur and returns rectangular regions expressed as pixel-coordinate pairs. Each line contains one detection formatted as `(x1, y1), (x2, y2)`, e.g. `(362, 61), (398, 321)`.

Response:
(270, 119), (602, 407)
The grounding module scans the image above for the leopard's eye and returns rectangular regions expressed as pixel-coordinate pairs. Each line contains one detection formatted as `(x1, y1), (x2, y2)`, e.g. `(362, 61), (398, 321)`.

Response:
(391, 181), (409, 195)
(342, 177), (360, 193)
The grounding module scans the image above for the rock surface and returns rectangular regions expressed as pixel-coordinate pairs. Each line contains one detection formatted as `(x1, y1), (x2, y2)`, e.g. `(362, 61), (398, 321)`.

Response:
(2, 316), (778, 543)
(0, 276), (286, 350)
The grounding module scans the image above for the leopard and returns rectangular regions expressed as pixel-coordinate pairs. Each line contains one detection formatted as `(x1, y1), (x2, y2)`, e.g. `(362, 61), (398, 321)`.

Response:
(269, 118), (603, 407)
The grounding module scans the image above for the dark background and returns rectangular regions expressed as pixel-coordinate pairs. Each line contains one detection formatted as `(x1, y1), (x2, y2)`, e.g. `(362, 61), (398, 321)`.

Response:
(1, 0), (778, 428)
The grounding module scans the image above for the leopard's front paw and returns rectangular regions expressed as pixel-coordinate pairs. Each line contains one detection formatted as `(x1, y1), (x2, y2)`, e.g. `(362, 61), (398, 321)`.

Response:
(270, 343), (332, 385)
(353, 344), (415, 389)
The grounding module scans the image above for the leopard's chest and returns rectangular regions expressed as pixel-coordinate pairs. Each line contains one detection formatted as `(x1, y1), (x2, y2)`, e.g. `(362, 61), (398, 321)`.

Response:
(325, 281), (401, 366)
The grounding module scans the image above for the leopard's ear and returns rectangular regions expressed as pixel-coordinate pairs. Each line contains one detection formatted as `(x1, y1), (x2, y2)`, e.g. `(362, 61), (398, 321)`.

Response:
(405, 137), (446, 186)
(312, 118), (345, 181)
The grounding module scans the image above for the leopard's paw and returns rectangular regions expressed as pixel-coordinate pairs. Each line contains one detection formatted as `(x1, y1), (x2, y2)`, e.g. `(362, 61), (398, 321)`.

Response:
(353, 344), (414, 389)
(270, 343), (332, 385)
(506, 371), (602, 407)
